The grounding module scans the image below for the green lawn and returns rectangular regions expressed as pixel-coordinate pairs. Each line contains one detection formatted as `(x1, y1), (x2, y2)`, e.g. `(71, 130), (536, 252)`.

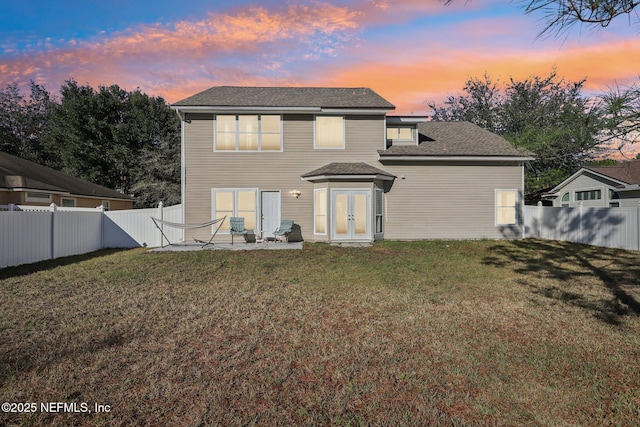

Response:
(1, 240), (639, 426)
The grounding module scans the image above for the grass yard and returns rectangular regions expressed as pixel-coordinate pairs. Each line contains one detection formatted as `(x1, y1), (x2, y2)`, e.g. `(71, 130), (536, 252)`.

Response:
(1, 239), (639, 426)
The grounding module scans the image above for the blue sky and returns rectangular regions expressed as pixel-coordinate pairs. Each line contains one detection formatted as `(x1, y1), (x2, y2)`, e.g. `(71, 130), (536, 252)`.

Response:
(1, 0), (638, 118)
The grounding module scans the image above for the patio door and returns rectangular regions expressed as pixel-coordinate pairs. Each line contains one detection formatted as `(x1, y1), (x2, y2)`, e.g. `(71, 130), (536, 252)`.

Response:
(331, 189), (371, 241)
(261, 191), (280, 238)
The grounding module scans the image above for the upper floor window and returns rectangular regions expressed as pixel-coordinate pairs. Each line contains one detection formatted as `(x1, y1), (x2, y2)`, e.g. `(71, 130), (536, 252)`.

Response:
(575, 190), (601, 201)
(315, 115), (344, 149)
(386, 126), (414, 144)
(215, 115), (282, 152)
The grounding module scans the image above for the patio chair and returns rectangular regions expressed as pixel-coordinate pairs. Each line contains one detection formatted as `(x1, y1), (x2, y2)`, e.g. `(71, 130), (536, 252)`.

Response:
(230, 217), (248, 244)
(273, 219), (294, 243)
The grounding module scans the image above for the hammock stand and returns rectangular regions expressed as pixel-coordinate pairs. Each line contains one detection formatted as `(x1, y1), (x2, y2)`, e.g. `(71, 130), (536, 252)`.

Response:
(151, 216), (227, 248)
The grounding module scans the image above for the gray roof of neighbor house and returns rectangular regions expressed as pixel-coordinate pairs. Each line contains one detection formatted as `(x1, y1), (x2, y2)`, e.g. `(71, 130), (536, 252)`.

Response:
(379, 121), (534, 158)
(302, 162), (395, 180)
(172, 86), (395, 110)
(0, 151), (134, 201)
(586, 160), (640, 185)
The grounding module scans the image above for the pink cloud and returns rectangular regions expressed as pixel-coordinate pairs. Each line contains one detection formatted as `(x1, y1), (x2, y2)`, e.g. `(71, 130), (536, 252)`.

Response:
(1, 0), (637, 119)
(0, 2), (363, 94)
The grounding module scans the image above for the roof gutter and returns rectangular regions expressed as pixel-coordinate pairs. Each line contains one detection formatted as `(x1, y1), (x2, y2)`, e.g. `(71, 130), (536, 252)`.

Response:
(377, 155), (535, 162)
(171, 106), (392, 115)
(301, 174), (395, 182)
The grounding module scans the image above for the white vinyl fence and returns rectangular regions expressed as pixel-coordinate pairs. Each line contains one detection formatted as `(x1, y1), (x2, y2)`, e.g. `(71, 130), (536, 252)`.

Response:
(104, 202), (183, 248)
(0, 203), (183, 268)
(524, 203), (640, 251)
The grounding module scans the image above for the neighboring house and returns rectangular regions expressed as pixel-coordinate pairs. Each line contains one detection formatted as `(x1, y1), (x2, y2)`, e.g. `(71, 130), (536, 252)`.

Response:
(0, 151), (134, 210)
(171, 86), (533, 243)
(544, 160), (640, 208)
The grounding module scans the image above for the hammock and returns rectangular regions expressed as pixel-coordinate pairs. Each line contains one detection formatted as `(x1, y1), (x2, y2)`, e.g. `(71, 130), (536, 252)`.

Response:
(151, 216), (227, 247)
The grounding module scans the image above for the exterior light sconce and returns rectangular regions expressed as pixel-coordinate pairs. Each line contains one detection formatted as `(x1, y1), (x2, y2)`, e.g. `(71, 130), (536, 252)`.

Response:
(290, 190), (301, 198)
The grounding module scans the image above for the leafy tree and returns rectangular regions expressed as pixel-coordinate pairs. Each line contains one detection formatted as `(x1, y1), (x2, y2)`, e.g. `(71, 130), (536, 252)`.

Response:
(0, 81), (53, 163)
(444, 0), (640, 147)
(44, 80), (180, 206)
(126, 91), (181, 208)
(599, 81), (640, 156)
(430, 73), (503, 133)
(131, 137), (181, 208)
(429, 70), (604, 192)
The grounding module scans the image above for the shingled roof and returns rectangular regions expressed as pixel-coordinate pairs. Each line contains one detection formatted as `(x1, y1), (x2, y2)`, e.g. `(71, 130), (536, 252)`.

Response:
(586, 160), (640, 185)
(302, 162), (394, 180)
(172, 86), (395, 110)
(379, 121), (533, 158)
(0, 151), (133, 201)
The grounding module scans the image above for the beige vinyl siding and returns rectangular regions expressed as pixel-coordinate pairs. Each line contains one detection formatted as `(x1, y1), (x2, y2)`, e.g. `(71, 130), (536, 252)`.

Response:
(381, 161), (523, 240)
(183, 113), (384, 242)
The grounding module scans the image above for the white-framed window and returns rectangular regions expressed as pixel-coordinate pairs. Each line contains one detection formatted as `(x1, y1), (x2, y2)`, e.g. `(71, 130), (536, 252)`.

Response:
(61, 197), (76, 208)
(496, 190), (518, 226)
(314, 188), (327, 235)
(212, 189), (258, 232)
(214, 115), (282, 152)
(25, 192), (52, 203)
(314, 115), (345, 149)
(575, 189), (601, 201)
(375, 188), (384, 234)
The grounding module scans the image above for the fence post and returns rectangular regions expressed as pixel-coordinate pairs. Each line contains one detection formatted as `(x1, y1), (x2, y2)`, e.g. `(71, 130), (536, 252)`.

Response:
(536, 201), (543, 239)
(578, 201), (584, 244)
(159, 201), (164, 248)
(637, 201), (640, 251)
(49, 203), (57, 260)
(9, 203), (16, 211)
(97, 205), (105, 249)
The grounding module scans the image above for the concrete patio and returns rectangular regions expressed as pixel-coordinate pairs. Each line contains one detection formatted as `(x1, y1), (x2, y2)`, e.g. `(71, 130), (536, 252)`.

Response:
(150, 241), (303, 252)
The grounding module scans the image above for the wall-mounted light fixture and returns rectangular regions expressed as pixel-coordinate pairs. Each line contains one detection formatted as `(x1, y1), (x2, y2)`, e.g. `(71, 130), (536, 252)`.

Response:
(290, 190), (301, 199)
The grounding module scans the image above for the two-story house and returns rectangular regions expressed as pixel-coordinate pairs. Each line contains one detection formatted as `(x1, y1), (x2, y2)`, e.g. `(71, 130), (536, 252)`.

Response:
(171, 86), (533, 243)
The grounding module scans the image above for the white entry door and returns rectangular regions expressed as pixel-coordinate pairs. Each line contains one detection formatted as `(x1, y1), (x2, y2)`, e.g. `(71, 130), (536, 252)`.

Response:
(261, 191), (281, 238)
(331, 189), (371, 241)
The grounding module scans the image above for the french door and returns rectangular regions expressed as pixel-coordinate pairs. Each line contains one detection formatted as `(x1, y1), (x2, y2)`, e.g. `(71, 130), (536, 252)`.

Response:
(331, 189), (371, 241)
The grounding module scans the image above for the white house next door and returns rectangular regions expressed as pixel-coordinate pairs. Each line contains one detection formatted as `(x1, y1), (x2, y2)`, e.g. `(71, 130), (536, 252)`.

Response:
(331, 189), (371, 241)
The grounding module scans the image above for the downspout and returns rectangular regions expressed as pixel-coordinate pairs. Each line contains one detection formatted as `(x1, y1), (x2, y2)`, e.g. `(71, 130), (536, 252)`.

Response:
(176, 108), (187, 243)
(521, 161), (525, 239)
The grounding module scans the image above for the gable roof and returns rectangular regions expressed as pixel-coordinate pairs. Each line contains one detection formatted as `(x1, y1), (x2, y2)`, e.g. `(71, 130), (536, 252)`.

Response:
(586, 160), (640, 185)
(379, 121), (534, 159)
(0, 152), (133, 201)
(172, 86), (395, 110)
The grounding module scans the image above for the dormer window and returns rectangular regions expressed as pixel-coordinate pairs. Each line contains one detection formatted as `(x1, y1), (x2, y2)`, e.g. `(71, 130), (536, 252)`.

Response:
(386, 126), (416, 148)
(385, 116), (427, 148)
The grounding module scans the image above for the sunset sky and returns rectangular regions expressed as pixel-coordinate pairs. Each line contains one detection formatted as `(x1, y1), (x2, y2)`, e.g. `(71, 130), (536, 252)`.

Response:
(1, 0), (638, 116)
